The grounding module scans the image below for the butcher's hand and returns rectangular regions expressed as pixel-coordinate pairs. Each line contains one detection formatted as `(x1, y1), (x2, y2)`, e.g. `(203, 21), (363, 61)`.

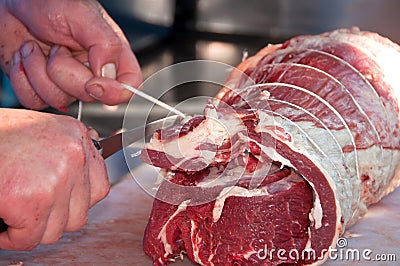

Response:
(0, 109), (109, 250)
(0, 0), (142, 109)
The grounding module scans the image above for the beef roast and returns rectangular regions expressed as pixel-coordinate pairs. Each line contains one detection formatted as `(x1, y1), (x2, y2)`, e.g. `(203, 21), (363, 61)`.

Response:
(141, 28), (400, 265)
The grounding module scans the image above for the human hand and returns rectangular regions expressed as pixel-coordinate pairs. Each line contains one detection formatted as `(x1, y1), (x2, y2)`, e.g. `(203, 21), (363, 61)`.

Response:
(0, 0), (142, 110)
(0, 109), (109, 250)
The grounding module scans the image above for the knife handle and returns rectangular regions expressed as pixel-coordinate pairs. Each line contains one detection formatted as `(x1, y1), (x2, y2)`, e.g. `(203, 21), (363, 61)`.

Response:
(92, 139), (103, 154)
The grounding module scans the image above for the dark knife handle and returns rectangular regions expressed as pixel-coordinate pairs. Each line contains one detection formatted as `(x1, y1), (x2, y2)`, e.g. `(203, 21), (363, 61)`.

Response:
(92, 139), (103, 153)
(0, 218), (8, 232)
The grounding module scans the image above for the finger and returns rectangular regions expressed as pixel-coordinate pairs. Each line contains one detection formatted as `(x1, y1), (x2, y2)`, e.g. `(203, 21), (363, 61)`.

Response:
(0, 4), (35, 75)
(66, 1), (122, 78)
(87, 127), (100, 141)
(85, 77), (133, 105)
(64, 172), (91, 232)
(114, 43), (143, 93)
(84, 130), (110, 207)
(85, 43), (143, 104)
(47, 45), (95, 102)
(40, 191), (71, 244)
(9, 50), (48, 110)
(20, 41), (75, 109)
(0, 227), (43, 250)
(0, 204), (50, 250)
(65, 126), (108, 231)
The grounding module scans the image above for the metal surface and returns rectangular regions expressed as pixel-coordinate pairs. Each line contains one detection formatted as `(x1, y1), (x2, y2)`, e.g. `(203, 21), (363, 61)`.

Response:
(96, 115), (182, 159)
(99, 0), (400, 44)
(195, 0), (400, 42)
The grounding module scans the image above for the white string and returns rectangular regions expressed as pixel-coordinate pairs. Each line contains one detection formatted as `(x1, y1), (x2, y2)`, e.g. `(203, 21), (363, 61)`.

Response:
(77, 100), (83, 121)
(121, 83), (186, 118)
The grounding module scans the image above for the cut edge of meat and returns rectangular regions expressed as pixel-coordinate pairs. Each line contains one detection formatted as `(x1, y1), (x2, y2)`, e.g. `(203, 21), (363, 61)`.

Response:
(143, 165), (341, 266)
(142, 108), (343, 265)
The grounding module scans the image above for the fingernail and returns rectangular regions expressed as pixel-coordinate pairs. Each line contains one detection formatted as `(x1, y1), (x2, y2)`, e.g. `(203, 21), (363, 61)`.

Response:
(101, 63), (116, 79)
(121, 87), (134, 100)
(49, 45), (60, 57)
(12, 51), (21, 65)
(87, 84), (104, 98)
(21, 42), (34, 58)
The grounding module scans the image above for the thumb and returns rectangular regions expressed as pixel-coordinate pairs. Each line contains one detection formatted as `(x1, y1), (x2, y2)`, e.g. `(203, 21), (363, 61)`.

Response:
(67, 1), (125, 78)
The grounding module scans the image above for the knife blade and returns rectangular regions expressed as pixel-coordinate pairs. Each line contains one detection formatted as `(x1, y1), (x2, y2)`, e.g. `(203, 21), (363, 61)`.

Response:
(94, 115), (183, 159)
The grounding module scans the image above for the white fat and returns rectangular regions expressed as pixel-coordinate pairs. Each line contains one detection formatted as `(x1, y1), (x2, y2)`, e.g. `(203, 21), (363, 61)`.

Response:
(242, 250), (258, 260)
(195, 165), (232, 187)
(190, 220), (205, 265)
(256, 110), (292, 144)
(156, 168), (173, 187)
(207, 251), (216, 266)
(266, 113), (400, 230)
(305, 228), (312, 250)
(373, 49), (400, 103)
(158, 200), (190, 257)
(240, 112), (297, 169)
(148, 118), (221, 164)
(147, 109), (247, 169)
(287, 118), (398, 224)
(308, 188), (323, 229)
(257, 144), (296, 169)
(212, 186), (270, 222)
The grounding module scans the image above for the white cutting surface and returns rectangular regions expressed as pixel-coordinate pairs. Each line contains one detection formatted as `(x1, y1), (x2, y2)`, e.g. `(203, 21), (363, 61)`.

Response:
(0, 164), (399, 265)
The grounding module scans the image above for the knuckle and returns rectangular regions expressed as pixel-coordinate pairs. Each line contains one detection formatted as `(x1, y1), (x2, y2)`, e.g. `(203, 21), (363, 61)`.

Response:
(98, 181), (111, 200)
(46, 60), (61, 78)
(40, 232), (63, 245)
(44, 94), (72, 110)
(22, 100), (48, 111)
(11, 239), (40, 251)
(65, 214), (88, 232)
(104, 37), (123, 51)
(91, 169), (110, 206)
(20, 243), (38, 251)
(90, 182), (110, 207)
(65, 141), (86, 169)
(13, 91), (48, 110)
(54, 123), (88, 179)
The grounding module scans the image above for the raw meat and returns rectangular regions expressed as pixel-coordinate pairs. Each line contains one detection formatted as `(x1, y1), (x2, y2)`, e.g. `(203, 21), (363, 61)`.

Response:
(141, 28), (400, 265)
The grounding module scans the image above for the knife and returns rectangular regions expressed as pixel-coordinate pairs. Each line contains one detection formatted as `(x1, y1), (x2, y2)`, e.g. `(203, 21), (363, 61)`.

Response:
(93, 83), (186, 159)
(92, 82), (186, 159)
(93, 115), (183, 159)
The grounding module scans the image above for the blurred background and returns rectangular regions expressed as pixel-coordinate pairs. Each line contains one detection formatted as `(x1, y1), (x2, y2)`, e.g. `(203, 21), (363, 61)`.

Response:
(1, 0), (400, 137)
